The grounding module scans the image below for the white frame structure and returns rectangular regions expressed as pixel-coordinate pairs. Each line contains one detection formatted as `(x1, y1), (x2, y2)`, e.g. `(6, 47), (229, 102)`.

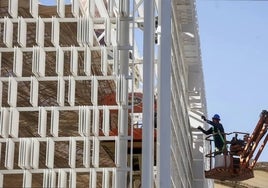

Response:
(0, 0), (210, 187)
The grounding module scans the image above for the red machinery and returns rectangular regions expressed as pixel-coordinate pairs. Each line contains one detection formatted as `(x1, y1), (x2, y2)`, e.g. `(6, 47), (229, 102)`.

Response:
(204, 110), (268, 181)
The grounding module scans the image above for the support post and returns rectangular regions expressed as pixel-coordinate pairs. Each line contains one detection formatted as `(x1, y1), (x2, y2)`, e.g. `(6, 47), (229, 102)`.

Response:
(116, 1), (130, 187)
(157, 0), (171, 187)
(142, 0), (155, 188)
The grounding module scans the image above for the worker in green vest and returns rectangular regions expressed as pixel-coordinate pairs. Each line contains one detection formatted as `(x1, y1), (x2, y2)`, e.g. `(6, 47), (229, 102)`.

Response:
(198, 114), (226, 154)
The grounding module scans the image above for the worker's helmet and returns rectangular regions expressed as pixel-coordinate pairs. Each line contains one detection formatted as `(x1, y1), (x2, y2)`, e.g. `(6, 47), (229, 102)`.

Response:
(212, 114), (220, 120)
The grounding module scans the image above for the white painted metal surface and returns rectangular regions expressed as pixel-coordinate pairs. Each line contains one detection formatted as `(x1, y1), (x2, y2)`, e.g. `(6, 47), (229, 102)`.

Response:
(142, 0), (155, 187)
(0, 0), (210, 187)
(157, 0), (172, 187)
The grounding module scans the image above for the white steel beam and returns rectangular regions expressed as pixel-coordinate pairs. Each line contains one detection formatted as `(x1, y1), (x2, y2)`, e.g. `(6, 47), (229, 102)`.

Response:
(36, 17), (45, 47)
(8, 77), (18, 107)
(8, 0), (18, 18)
(8, 108), (19, 138)
(38, 107), (47, 137)
(142, 0), (155, 187)
(30, 0), (39, 18)
(115, 0), (130, 186)
(84, 46), (92, 76)
(83, 137), (91, 168)
(3, 17), (13, 48)
(51, 17), (60, 46)
(95, 0), (109, 18)
(69, 169), (76, 188)
(70, 46), (78, 76)
(157, 0), (171, 187)
(68, 76), (75, 106)
(1, 108), (10, 138)
(71, 0), (79, 17)
(23, 170), (32, 188)
(134, 0), (144, 17)
(30, 76), (39, 107)
(18, 17), (27, 47)
(57, 0), (65, 18)
(5, 139), (15, 169)
(13, 47), (23, 77)
(46, 138), (55, 168)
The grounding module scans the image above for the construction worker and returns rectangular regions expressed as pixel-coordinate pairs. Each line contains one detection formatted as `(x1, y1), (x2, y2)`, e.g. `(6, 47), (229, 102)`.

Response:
(198, 114), (225, 154)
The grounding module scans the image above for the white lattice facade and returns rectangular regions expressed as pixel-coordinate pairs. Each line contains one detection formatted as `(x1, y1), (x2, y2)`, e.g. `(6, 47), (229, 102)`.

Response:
(0, 0), (210, 188)
(0, 0), (135, 187)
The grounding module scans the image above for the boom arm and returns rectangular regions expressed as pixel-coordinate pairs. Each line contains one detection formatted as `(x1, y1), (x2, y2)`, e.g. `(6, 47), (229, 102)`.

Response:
(240, 110), (268, 169)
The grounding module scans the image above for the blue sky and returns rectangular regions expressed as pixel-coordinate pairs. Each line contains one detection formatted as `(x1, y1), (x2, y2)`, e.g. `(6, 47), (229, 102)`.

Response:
(196, 1), (268, 162)
(39, 0), (70, 5)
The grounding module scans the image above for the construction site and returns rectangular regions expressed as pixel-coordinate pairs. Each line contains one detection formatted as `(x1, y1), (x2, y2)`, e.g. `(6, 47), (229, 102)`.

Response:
(0, 0), (267, 188)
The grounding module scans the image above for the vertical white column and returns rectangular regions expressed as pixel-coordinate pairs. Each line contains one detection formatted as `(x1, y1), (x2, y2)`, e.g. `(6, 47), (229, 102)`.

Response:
(46, 138), (55, 168)
(92, 107), (99, 136)
(68, 76), (75, 106)
(77, 17), (82, 46)
(78, 17), (93, 46)
(38, 107), (47, 137)
(71, 0), (79, 17)
(0, 108), (10, 138)
(39, 47), (46, 76)
(157, 0), (171, 187)
(51, 108), (59, 137)
(30, 76), (39, 107)
(116, 1), (130, 186)
(56, 47), (64, 76)
(23, 170), (32, 188)
(102, 106), (110, 136)
(18, 17), (27, 47)
(92, 137), (99, 168)
(89, 0), (95, 17)
(3, 17), (13, 48)
(58, 169), (67, 188)
(30, 0), (39, 18)
(43, 170), (49, 187)
(57, 0), (65, 18)
(105, 18), (111, 46)
(44, 170), (56, 188)
(8, 77), (18, 107)
(13, 47), (23, 77)
(103, 169), (110, 188)
(0, 173), (3, 188)
(8, 0), (18, 18)
(18, 138), (31, 169)
(113, 46), (118, 75)
(0, 81), (2, 107)
(101, 47), (107, 75)
(5, 139), (15, 169)
(30, 138), (40, 169)
(90, 169), (97, 188)
(142, 0), (155, 187)
(0, 52), (2, 76)
(84, 46), (91, 76)
(69, 169), (76, 188)
(51, 17), (60, 46)
(70, 46), (78, 76)
(36, 17), (45, 47)
(69, 137), (76, 168)
(78, 106), (91, 136)
(9, 108), (19, 138)
(91, 76), (98, 106)
(57, 76), (65, 106)
(32, 46), (46, 77)
(83, 137), (91, 168)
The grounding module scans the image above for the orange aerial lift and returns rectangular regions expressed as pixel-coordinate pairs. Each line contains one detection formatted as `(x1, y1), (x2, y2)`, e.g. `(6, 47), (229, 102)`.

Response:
(204, 110), (268, 181)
